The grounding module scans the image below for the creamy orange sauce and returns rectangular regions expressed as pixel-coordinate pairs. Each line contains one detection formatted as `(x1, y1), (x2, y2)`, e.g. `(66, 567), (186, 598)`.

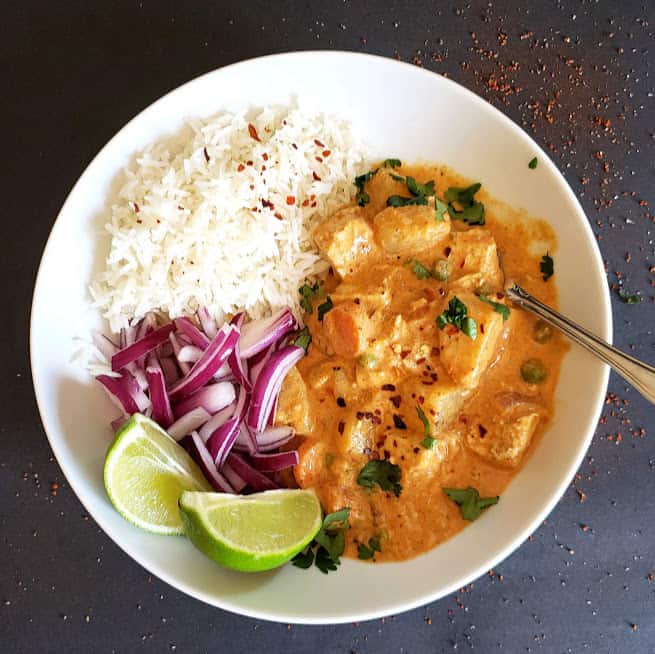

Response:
(276, 164), (568, 561)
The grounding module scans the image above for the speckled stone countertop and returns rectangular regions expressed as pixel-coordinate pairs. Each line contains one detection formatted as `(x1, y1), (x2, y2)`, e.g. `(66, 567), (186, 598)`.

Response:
(2, 1), (654, 652)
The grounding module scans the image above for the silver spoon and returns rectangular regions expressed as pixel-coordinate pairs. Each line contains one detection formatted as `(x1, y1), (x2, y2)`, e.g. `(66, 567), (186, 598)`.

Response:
(506, 283), (655, 405)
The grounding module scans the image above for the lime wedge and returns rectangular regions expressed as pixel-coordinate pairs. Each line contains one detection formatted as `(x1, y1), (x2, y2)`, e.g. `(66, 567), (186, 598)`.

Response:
(179, 489), (322, 572)
(104, 413), (211, 535)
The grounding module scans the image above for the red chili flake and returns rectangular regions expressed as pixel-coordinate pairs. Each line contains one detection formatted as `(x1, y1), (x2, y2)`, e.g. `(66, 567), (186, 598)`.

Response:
(393, 415), (407, 430)
(311, 201), (317, 208)
(300, 199), (309, 207)
(261, 199), (274, 210)
(247, 160), (254, 166)
(322, 150), (331, 157)
(292, 143), (298, 150)
(248, 123), (261, 141)
(203, 147), (210, 163)
(249, 184), (255, 190)
(274, 212), (283, 220)
(133, 202), (140, 213)
(314, 138), (325, 148)
(337, 397), (346, 408)
(381, 384), (396, 391)
(444, 246), (452, 257)
(312, 171), (322, 181)
(315, 156), (323, 163)
(478, 424), (487, 438)
(389, 395), (402, 408)
(262, 152), (269, 161)
(286, 195), (295, 206)
(237, 163), (245, 172)
(337, 421), (345, 435)
(400, 350), (410, 359)
(480, 323), (485, 334)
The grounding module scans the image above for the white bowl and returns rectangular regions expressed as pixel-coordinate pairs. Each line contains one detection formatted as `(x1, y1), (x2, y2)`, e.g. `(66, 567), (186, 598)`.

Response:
(30, 51), (611, 624)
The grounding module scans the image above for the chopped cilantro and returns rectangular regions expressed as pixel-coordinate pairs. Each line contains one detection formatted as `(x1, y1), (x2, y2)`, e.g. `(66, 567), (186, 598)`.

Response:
(444, 183), (486, 225)
(317, 296), (334, 321)
(529, 157), (538, 169)
(298, 281), (322, 313)
(540, 253), (554, 281)
(386, 194), (429, 207)
(293, 327), (312, 354)
(417, 405), (436, 449)
(443, 486), (499, 521)
(435, 197), (449, 222)
(357, 460), (402, 497)
(382, 158), (402, 168)
(407, 258), (433, 279)
(357, 536), (382, 560)
(406, 176), (435, 198)
(436, 296), (478, 340)
(293, 507), (351, 574)
(618, 289), (640, 304)
(389, 172), (405, 182)
(479, 294), (510, 320)
(354, 170), (377, 206)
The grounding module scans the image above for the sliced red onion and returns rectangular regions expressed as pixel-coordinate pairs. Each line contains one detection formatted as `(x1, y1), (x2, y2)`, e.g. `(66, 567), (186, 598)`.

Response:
(227, 312), (252, 391)
(158, 340), (174, 358)
(239, 308), (297, 359)
(221, 462), (247, 493)
(173, 382), (235, 419)
(145, 355), (174, 428)
(197, 307), (218, 339)
(125, 324), (137, 346)
(226, 453), (278, 491)
(111, 323), (175, 372)
(207, 387), (248, 467)
(177, 345), (204, 363)
(132, 366), (148, 391)
(255, 426), (295, 452)
(267, 395), (278, 427)
(213, 361), (232, 381)
(246, 345), (304, 433)
(159, 356), (180, 386)
(248, 343), (274, 386)
(250, 450), (299, 472)
(92, 331), (118, 362)
(234, 422), (258, 454)
(167, 407), (211, 441)
(175, 317), (210, 349)
(187, 432), (235, 493)
(97, 370), (150, 415)
(168, 325), (239, 400)
(198, 404), (235, 442)
(169, 332), (191, 375)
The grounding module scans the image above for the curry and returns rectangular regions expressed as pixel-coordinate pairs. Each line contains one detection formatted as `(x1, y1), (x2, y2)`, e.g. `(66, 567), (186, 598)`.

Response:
(276, 162), (568, 562)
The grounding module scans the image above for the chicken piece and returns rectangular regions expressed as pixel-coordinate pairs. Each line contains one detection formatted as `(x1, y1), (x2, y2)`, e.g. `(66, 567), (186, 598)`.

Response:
(312, 206), (379, 278)
(465, 413), (541, 467)
(322, 300), (375, 358)
(399, 376), (470, 431)
(447, 229), (503, 293)
(438, 292), (505, 389)
(373, 204), (451, 256)
(294, 437), (329, 488)
(275, 367), (314, 434)
(402, 427), (461, 481)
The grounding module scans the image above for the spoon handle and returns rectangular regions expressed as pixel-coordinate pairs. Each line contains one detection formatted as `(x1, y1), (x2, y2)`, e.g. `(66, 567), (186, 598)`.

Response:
(506, 283), (655, 405)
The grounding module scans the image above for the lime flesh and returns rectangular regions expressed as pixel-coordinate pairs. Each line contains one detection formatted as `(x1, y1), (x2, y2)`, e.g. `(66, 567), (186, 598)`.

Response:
(103, 413), (211, 535)
(179, 489), (322, 572)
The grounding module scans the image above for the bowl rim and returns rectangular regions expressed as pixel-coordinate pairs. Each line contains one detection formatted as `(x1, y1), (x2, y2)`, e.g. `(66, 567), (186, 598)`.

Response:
(30, 50), (612, 624)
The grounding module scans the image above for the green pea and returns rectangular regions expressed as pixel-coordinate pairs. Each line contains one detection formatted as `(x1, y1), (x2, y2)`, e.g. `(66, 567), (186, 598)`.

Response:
(358, 353), (379, 369)
(433, 258), (451, 281)
(533, 319), (554, 344)
(521, 358), (547, 384)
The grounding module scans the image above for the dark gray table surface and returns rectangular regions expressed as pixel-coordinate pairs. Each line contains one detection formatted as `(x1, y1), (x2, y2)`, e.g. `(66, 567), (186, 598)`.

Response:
(3, 1), (655, 652)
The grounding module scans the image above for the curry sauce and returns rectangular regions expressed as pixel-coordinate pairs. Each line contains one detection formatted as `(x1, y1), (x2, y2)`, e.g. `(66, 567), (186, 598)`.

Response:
(276, 164), (569, 561)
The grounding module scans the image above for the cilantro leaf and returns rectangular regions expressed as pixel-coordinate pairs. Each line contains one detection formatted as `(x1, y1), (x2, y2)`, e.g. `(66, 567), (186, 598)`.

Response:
(291, 548), (315, 569)
(314, 546), (338, 573)
(406, 176), (435, 198)
(317, 296), (334, 321)
(618, 289), (640, 304)
(416, 405), (436, 449)
(357, 536), (382, 560)
(322, 507), (350, 529)
(443, 486), (499, 521)
(386, 194), (429, 207)
(389, 172), (406, 182)
(435, 197), (449, 222)
(298, 282), (322, 313)
(444, 183), (485, 225)
(540, 253), (554, 281)
(407, 258), (433, 279)
(293, 327), (312, 354)
(436, 296), (478, 340)
(528, 157), (538, 169)
(479, 294), (510, 320)
(357, 460), (402, 497)
(354, 170), (377, 206)
(382, 158), (402, 168)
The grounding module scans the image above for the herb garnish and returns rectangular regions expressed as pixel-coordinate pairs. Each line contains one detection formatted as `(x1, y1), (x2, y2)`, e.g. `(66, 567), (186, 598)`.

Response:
(407, 258), (433, 279)
(618, 289), (640, 304)
(443, 487), (499, 521)
(406, 176), (435, 197)
(382, 158), (402, 168)
(298, 282), (322, 313)
(479, 294), (510, 321)
(292, 507), (351, 574)
(386, 175), (435, 208)
(353, 159), (402, 206)
(386, 194), (429, 207)
(417, 405), (435, 449)
(436, 296), (478, 340)
(540, 253), (554, 281)
(528, 157), (538, 169)
(293, 327), (312, 354)
(435, 197), (449, 222)
(357, 460), (402, 497)
(357, 536), (382, 560)
(444, 183), (485, 225)
(317, 296), (334, 321)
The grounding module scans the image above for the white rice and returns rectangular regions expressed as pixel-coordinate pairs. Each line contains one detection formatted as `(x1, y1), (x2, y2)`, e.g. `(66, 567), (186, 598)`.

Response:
(90, 106), (367, 333)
